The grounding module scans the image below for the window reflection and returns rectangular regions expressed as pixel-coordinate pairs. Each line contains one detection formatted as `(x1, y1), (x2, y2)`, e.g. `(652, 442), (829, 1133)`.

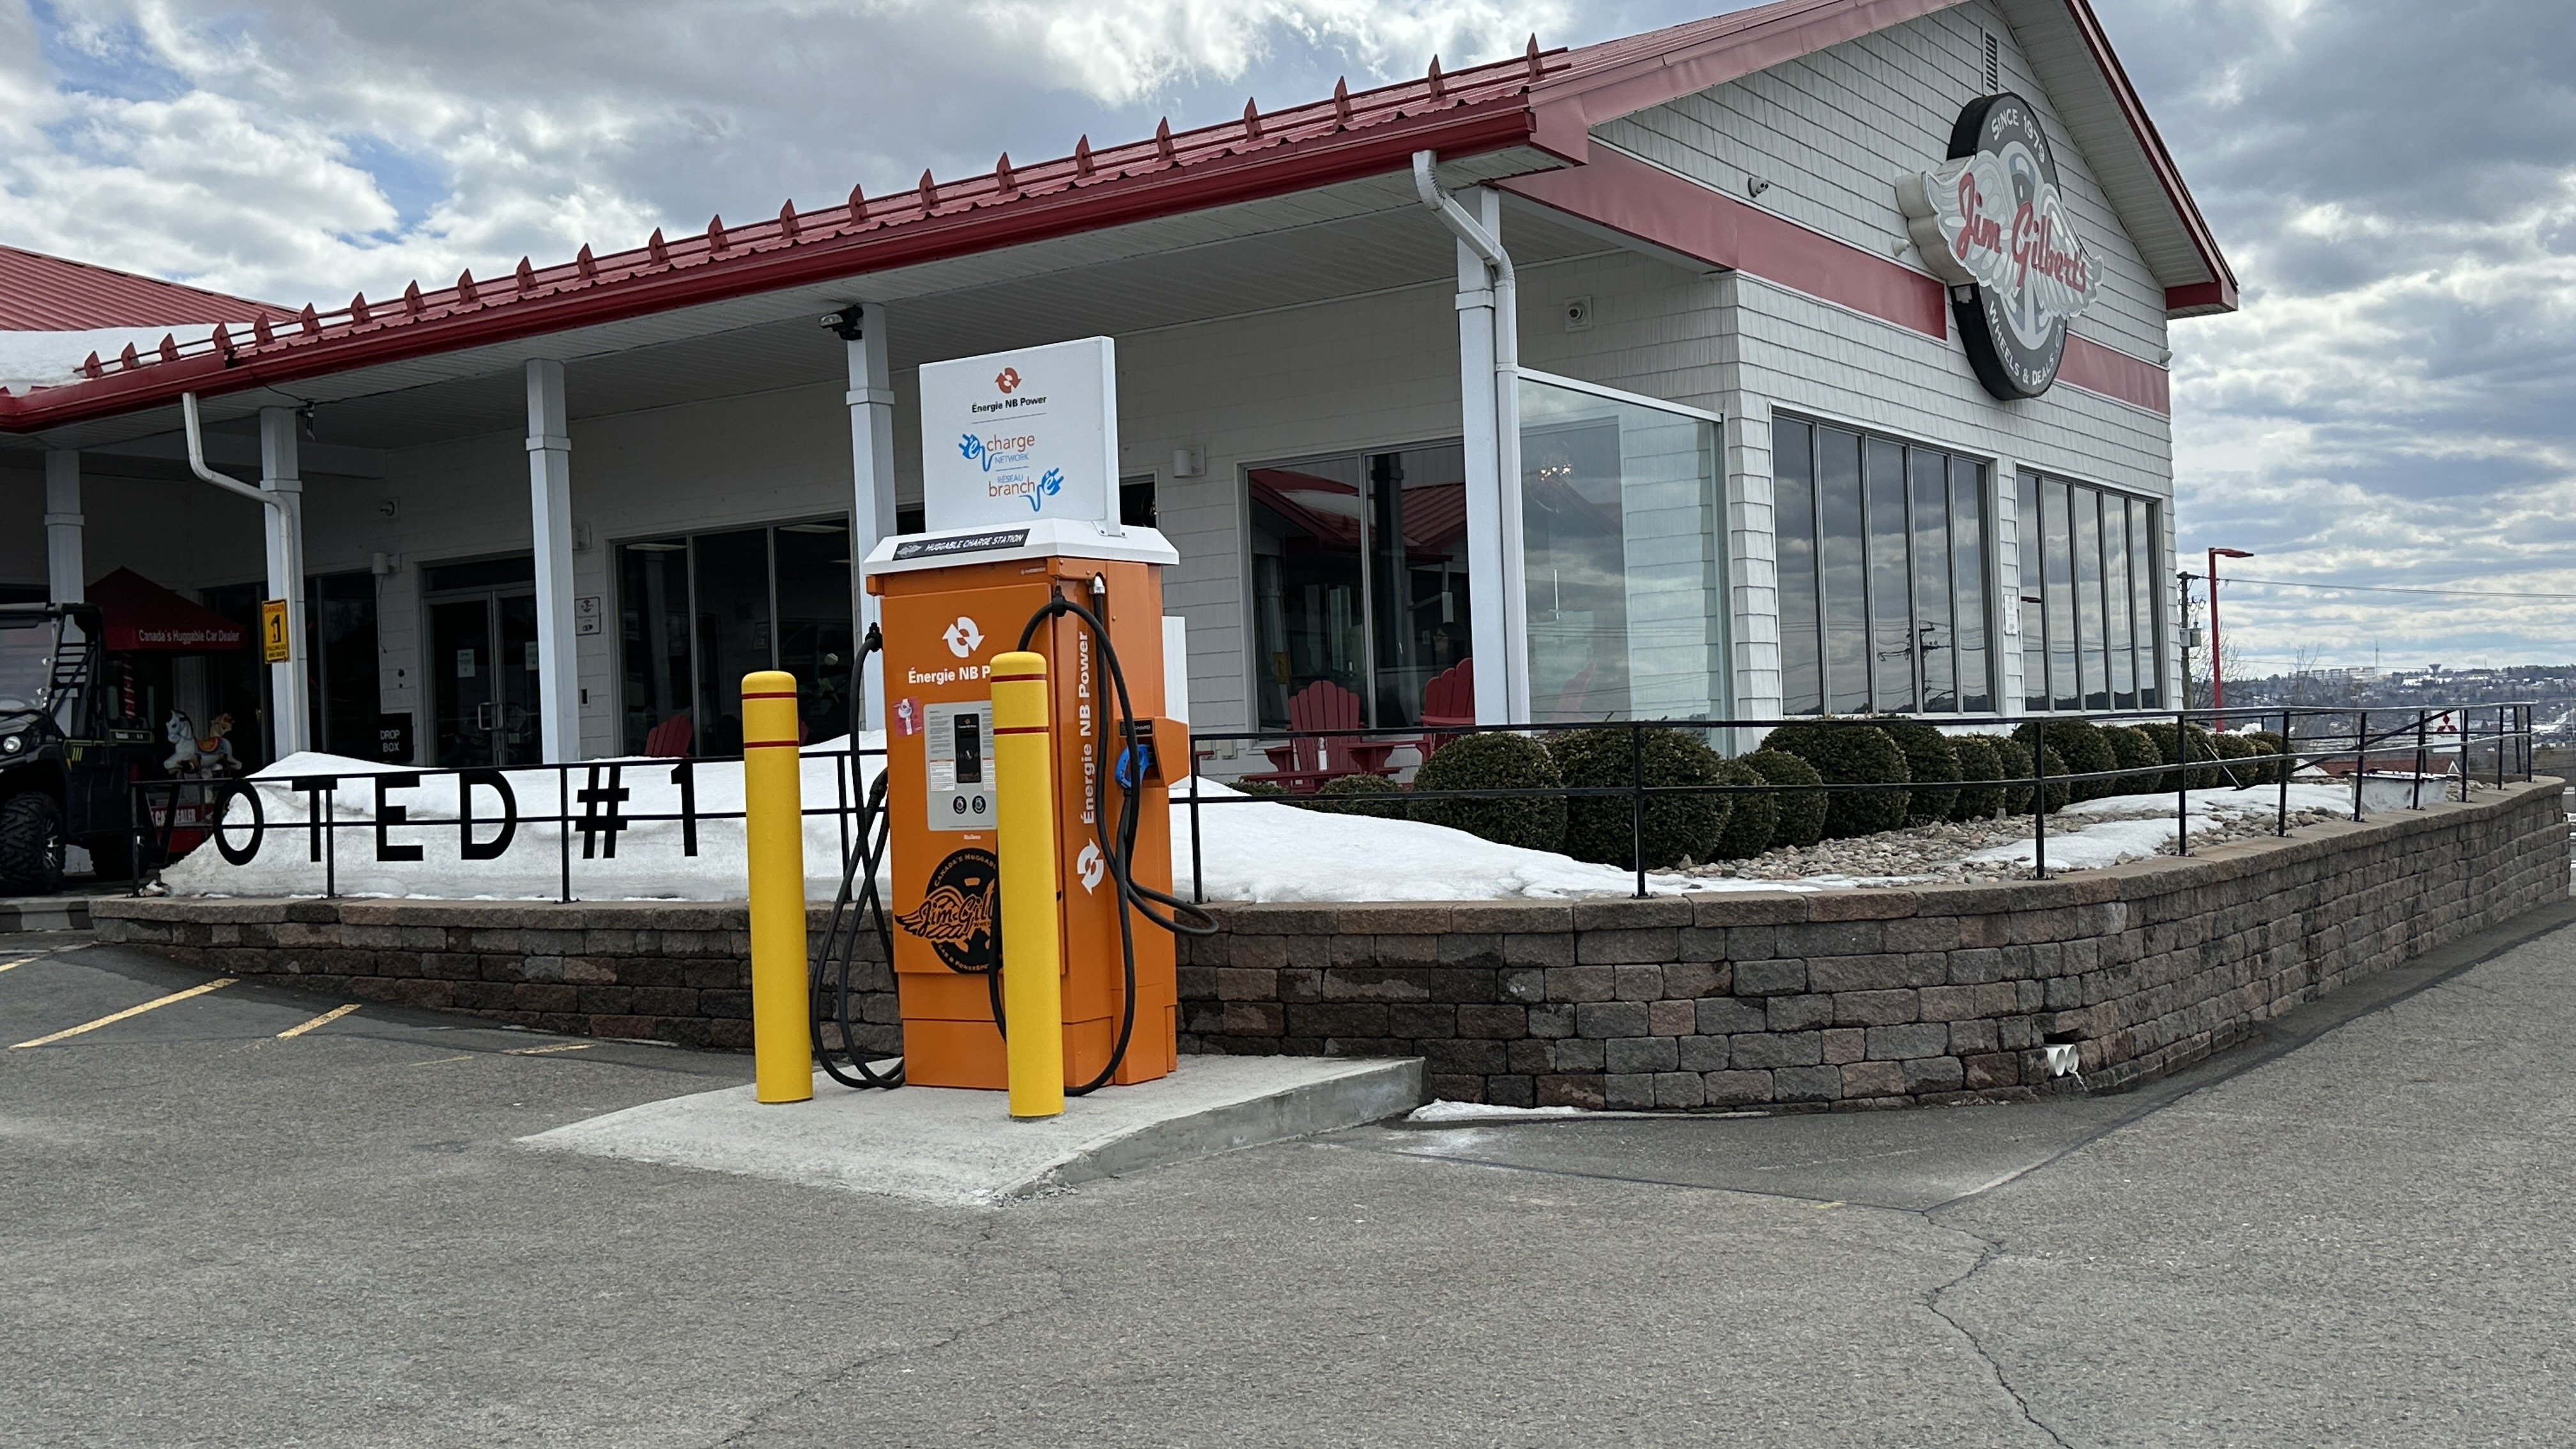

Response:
(1520, 376), (1722, 723)
(2018, 471), (2163, 714)
(1772, 416), (1995, 715)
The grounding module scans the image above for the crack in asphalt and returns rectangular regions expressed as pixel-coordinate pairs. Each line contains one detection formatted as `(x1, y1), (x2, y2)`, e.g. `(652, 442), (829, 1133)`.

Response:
(1919, 1223), (2073, 1449)
(704, 1214), (1072, 1449)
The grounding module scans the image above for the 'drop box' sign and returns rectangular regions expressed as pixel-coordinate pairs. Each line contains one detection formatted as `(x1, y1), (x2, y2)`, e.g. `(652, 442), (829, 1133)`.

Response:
(919, 336), (1117, 533)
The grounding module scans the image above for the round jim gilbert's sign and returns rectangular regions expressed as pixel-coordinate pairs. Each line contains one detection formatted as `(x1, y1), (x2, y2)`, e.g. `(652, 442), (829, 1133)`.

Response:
(1897, 93), (2103, 400)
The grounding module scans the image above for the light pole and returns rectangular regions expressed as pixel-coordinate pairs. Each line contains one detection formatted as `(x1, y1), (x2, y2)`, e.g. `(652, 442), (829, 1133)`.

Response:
(2207, 546), (2253, 728)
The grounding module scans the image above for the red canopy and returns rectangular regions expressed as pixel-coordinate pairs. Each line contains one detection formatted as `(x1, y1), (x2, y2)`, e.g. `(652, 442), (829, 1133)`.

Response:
(85, 568), (247, 653)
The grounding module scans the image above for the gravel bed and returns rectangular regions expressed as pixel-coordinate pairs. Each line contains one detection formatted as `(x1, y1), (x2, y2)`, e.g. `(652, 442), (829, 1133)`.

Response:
(1688, 804), (2346, 886)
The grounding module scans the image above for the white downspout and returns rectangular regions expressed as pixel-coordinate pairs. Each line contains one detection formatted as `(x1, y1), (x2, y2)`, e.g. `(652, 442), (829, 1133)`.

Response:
(183, 392), (310, 758)
(1415, 151), (1531, 722)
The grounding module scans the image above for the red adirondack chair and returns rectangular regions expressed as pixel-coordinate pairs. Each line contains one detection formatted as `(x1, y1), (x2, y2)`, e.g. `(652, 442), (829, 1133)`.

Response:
(643, 712), (694, 758)
(1415, 658), (1475, 757)
(1244, 679), (1397, 792)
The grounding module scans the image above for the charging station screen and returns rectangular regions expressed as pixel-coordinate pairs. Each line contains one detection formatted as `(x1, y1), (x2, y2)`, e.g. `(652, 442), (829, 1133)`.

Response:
(922, 700), (994, 831)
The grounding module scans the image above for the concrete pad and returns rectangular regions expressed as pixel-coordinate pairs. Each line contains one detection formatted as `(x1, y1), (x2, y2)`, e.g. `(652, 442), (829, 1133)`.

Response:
(519, 1054), (1423, 1207)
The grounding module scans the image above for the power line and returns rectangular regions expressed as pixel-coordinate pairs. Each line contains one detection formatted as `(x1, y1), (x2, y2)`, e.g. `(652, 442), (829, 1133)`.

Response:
(2218, 574), (2576, 602)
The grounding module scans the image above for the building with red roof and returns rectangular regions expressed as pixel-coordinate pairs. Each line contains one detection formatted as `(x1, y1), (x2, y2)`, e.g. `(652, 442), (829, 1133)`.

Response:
(0, 0), (2233, 771)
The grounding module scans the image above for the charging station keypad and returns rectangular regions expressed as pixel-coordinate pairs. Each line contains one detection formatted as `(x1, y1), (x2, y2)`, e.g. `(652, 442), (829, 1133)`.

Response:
(923, 701), (995, 832)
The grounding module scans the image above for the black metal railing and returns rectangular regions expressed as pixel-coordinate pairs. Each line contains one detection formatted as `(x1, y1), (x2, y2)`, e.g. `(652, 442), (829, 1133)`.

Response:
(1178, 703), (2539, 900)
(125, 703), (2536, 904)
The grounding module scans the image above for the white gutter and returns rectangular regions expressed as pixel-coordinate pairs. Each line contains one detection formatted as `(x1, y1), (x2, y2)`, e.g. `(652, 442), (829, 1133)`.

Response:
(181, 392), (279, 506)
(1414, 151), (1531, 721)
(183, 391), (311, 755)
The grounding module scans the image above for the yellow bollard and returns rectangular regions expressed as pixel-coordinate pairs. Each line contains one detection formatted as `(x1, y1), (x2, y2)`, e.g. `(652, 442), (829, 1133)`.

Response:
(741, 670), (813, 1104)
(990, 649), (1064, 1120)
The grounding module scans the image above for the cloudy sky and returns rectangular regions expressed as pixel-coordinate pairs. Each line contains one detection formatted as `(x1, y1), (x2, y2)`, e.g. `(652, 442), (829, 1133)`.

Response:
(3, 0), (2568, 671)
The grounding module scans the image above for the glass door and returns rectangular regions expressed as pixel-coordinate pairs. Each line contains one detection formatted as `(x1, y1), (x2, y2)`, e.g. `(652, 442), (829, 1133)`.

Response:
(429, 590), (539, 767)
(430, 597), (494, 767)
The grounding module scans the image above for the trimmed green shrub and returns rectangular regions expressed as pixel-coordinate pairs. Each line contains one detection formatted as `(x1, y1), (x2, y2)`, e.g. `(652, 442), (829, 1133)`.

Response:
(1708, 757), (1779, 861)
(2103, 725), (2163, 795)
(2136, 721), (2224, 790)
(1236, 779), (1288, 799)
(1761, 722), (1910, 839)
(1993, 736), (2071, 815)
(1408, 732), (1568, 852)
(1949, 735), (2006, 820)
(1312, 772), (1406, 818)
(2212, 732), (2262, 789)
(1547, 726), (1733, 870)
(2016, 718), (2119, 801)
(1876, 721), (1961, 825)
(2248, 730), (2289, 785)
(1743, 749), (1826, 850)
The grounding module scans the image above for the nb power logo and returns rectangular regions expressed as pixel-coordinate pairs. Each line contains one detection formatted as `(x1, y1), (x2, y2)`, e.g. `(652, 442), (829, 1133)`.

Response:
(995, 367), (1022, 394)
(942, 616), (983, 658)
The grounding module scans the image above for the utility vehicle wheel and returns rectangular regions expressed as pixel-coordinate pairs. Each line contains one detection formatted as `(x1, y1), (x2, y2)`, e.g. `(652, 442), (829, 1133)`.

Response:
(0, 792), (66, 895)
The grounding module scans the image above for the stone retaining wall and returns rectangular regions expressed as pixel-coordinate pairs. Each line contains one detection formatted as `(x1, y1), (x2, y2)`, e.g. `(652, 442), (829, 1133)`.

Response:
(93, 778), (2568, 1110)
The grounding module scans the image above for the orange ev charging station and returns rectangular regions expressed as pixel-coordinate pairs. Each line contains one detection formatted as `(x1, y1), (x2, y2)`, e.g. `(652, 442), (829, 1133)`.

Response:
(861, 336), (1188, 1094)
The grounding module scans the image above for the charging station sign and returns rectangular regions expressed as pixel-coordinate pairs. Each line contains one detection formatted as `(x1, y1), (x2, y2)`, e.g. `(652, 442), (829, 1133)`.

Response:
(919, 336), (1119, 532)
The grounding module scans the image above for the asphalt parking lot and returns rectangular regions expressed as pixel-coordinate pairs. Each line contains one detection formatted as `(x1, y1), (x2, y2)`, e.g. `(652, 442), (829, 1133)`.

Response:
(6, 899), (2574, 1448)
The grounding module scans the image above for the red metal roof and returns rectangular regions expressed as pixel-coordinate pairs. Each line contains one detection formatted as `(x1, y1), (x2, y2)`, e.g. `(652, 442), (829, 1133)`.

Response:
(0, 243), (286, 332)
(0, 0), (2233, 431)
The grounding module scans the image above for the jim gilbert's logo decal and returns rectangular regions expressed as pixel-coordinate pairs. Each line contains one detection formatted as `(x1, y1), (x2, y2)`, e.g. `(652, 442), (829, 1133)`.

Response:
(943, 615), (983, 658)
(894, 848), (999, 970)
(1896, 91), (2103, 400)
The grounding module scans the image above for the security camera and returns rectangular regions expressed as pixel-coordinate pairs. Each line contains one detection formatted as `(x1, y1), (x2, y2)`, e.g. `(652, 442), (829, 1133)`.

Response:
(818, 305), (864, 341)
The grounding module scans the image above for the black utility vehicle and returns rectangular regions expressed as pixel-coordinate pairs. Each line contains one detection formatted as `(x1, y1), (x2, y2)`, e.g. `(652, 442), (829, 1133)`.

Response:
(0, 603), (162, 894)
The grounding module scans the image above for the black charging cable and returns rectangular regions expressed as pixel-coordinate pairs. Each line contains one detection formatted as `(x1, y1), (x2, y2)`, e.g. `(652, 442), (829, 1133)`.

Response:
(811, 624), (902, 1088)
(1001, 581), (1218, 1095)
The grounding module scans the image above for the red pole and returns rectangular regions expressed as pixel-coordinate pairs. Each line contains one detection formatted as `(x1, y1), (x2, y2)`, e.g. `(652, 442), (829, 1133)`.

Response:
(2205, 546), (2253, 731)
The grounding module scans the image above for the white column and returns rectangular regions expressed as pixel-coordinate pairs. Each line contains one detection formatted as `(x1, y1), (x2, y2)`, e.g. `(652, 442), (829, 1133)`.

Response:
(43, 451), (82, 604)
(258, 407), (312, 756)
(844, 303), (896, 733)
(1994, 459), (2026, 713)
(525, 359), (579, 763)
(1453, 224), (1508, 724)
(1721, 384), (1783, 730)
(1480, 187), (1531, 723)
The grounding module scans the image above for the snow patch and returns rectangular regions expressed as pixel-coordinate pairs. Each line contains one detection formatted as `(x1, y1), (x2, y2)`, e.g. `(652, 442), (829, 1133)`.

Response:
(1407, 1100), (1586, 1123)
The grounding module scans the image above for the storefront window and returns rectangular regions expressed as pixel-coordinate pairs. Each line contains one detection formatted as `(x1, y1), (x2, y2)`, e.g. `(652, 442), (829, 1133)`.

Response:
(615, 519), (852, 756)
(199, 571), (382, 765)
(1774, 417), (1994, 716)
(1519, 374), (1724, 723)
(2018, 471), (2162, 712)
(1248, 445), (1470, 731)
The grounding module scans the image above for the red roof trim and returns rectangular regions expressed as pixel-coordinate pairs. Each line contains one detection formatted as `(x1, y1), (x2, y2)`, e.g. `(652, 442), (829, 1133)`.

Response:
(1501, 147), (1949, 337)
